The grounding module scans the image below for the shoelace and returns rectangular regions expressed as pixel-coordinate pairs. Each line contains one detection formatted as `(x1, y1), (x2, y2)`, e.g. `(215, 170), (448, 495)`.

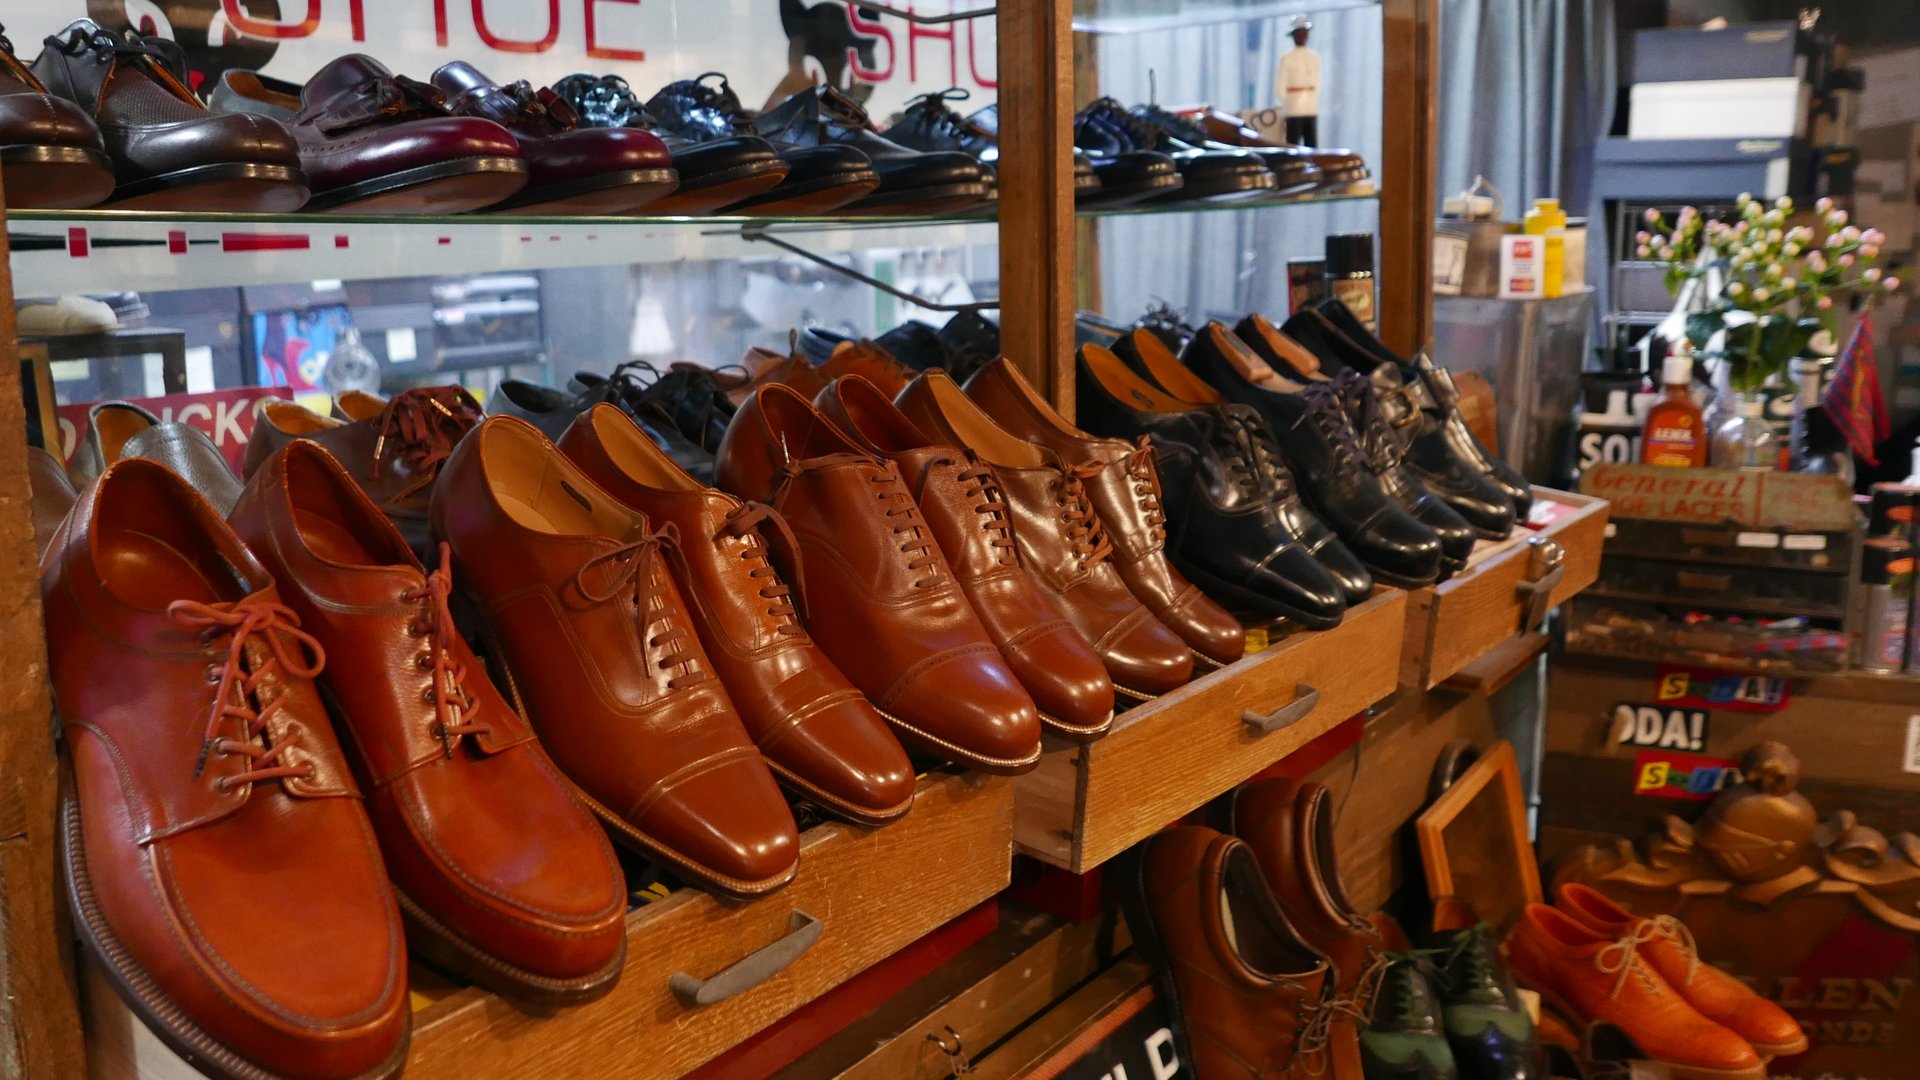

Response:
(571, 528), (711, 690)
(1296, 383), (1366, 472)
(870, 465), (945, 588)
(1594, 921), (1664, 999)
(1290, 978), (1337, 1075)
(1219, 407), (1298, 499)
(370, 387), (481, 486)
(1131, 101), (1212, 144)
(405, 544), (491, 757)
(673, 72), (757, 134)
(953, 456), (1018, 566)
(1334, 372), (1410, 469)
(1333, 946), (1391, 1025)
(1121, 438), (1169, 542)
(1055, 461), (1116, 567)
(50, 25), (173, 67)
(1082, 97), (1167, 148)
(903, 87), (978, 139)
(1138, 301), (1198, 344)
(170, 599), (325, 791)
(720, 501), (805, 634)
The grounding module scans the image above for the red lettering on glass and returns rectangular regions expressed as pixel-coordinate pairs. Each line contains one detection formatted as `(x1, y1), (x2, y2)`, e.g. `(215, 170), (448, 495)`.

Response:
(472, 0), (561, 52)
(222, 0), (320, 39)
(585, 0), (646, 60)
(906, 15), (954, 83)
(965, 19), (995, 88)
(847, 5), (894, 81)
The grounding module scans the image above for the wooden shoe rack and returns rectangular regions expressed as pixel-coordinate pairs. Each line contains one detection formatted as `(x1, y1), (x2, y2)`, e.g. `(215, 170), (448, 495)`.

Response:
(0, 0), (1613, 1075)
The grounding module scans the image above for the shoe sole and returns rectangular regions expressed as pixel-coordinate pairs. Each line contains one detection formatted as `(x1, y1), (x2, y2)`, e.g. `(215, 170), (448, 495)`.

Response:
(106, 161), (310, 213)
(1112, 844), (1202, 1074)
(306, 157), (529, 214)
(464, 589), (799, 900)
(486, 167), (679, 215)
(1521, 971), (1766, 1080)
(725, 168), (882, 215)
(847, 180), (995, 215)
(1174, 557), (1345, 631)
(59, 756), (409, 1080)
(1750, 1034), (1810, 1060)
(764, 758), (916, 828)
(394, 887), (626, 1008)
(1036, 707), (1115, 743)
(870, 701), (1042, 774)
(2, 143), (116, 209)
(1364, 562), (1440, 590)
(642, 160), (790, 215)
(1151, 167), (1277, 203)
(1078, 172), (1185, 209)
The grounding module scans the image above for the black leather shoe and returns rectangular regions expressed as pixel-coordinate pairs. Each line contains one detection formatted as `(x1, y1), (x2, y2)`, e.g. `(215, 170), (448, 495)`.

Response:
(489, 374), (717, 482)
(1077, 343), (1346, 627)
(757, 86), (991, 214)
(1360, 956), (1462, 1080)
(885, 92), (1100, 201)
(1178, 325), (1443, 588)
(939, 311), (1002, 375)
(1129, 103), (1320, 196)
(552, 73), (788, 214)
(1107, 326), (1373, 606)
(1075, 97), (1273, 203)
(1426, 923), (1543, 1080)
(1290, 300), (1532, 525)
(629, 362), (738, 453)
(647, 73), (879, 214)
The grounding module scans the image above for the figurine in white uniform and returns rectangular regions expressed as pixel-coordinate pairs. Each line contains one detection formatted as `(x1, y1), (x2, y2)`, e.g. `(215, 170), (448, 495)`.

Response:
(1276, 15), (1321, 146)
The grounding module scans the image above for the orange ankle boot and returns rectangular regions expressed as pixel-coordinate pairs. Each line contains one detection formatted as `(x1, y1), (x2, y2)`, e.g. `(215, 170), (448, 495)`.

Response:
(1556, 884), (1807, 1060)
(1507, 904), (1764, 1080)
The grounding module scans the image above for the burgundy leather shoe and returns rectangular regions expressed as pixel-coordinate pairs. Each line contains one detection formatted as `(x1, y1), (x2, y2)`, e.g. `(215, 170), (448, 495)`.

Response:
(431, 61), (677, 215)
(0, 29), (112, 208)
(211, 56), (527, 213)
(716, 383), (1043, 773)
(433, 416), (799, 898)
(232, 441), (629, 1005)
(33, 21), (308, 211)
(46, 459), (407, 1079)
(815, 375), (1115, 742)
(557, 403), (917, 823)
(898, 370), (1195, 699)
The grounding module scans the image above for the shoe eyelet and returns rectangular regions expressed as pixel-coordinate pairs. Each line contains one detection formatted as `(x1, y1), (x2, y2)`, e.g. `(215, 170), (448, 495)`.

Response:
(211, 776), (231, 794)
(421, 687), (437, 704)
(205, 664), (222, 684)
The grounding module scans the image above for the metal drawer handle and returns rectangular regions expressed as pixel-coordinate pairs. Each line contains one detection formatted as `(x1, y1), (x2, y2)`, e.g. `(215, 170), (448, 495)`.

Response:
(670, 910), (823, 1008)
(1517, 537), (1567, 632)
(1242, 684), (1320, 734)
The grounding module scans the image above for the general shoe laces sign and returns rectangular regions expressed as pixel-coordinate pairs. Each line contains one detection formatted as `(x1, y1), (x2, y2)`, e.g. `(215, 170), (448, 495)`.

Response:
(13, 0), (995, 123)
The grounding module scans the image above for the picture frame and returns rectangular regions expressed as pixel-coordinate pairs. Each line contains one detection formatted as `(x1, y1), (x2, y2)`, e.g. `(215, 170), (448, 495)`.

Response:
(18, 341), (57, 460)
(1415, 739), (1542, 933)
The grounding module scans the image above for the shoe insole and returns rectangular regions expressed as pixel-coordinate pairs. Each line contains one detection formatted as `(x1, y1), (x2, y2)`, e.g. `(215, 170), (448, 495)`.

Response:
(1210, 324), (1307, 392)
(1129, 329), (1224, 405)
(588, 406), (700, 491)
(97, 527), (227, 610)
(913, 373), (1045, 470)
(1080, 344), (1195, 414)
(294, 509), (384, 568)
(1244, 314), (1329, 381)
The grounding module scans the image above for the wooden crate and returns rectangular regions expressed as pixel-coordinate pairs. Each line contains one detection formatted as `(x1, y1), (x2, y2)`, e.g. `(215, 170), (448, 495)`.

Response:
(86, 771), (1012, 1080)
(1013, 590), (1407, 874)
(1400, 487), (1610, 689)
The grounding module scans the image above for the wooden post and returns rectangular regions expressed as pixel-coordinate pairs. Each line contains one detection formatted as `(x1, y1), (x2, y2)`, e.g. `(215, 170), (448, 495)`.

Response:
(995, 0), (1078, 418)
(1379, 0), (1438, 357)
(0, 187), (87, 1076)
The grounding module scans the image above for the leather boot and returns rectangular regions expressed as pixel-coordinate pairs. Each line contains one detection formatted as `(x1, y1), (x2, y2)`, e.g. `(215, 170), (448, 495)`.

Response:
(1076, 343), (1356, 624)
(1117, 827), (1337, 1080)
(432, 416), (799, 898)
(231, 441), (628, 1004)
(1555, 884), (1807, 1060)
(246, 387), (482, 561)
(1225, 778), (1383, 1078)
(1361, 956), (1462, 1079)
(961, 356), (1246, 667)
(897, 370), (1194, 699)
(557, 403), (918, 822)
(45, 459), (408, 1079)
(1178, 325), (1444, 588)
(714, 383), (1042, 773)
(814, 375), (1115, 741)
(1507, 904), (1764, 1080)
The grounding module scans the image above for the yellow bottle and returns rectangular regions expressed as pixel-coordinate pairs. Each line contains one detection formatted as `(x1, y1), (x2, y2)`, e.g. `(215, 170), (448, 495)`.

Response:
(1525, 198), (1567, 298)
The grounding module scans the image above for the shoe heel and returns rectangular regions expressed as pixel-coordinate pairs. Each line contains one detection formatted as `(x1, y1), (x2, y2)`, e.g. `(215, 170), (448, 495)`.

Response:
(1111, 843), (1199, 1073)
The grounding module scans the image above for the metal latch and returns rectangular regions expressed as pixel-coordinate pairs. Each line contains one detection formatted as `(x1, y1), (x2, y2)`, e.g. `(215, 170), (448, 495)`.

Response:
(1515, 537), (1566, 632)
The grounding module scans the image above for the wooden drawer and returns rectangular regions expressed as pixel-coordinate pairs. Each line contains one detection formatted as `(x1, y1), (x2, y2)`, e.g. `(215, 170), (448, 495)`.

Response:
(1013, 589), (1406, 873)
(84, 771), (1011, 1080)
(1400, 487), (1610, 690)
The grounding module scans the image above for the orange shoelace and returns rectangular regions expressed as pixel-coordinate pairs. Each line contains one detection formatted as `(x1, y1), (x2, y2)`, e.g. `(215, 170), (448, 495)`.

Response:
(371, 387), (482, 485)
(571, 527), (711, 690)
(405, 544), (491, 756)
(721, 501), (806, 634)
(1122, 437), (1168, 543)
(1055, 461), (1115, 568)
(170, 599), (325, 791)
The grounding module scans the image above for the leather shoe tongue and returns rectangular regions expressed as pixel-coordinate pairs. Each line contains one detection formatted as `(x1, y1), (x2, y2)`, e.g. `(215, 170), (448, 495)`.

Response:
(303, 53), (399, 108)
(430, 60), (495, 97)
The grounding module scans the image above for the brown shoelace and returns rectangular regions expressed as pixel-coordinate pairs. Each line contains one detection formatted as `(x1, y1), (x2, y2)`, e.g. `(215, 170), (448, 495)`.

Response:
(1123, 437), (1169, 542)
(1055, 461), (1115, 568)
(953, 456), (1018, 567)
(871, 465), (945, 588)
(571, 527), (711, 690)
(371, 387), (483, 486)
(1290, 978), (1337, 1075)
(171, 599), (325, 791)
(720, 501), (805, 634)
(405, 544), (492, 757)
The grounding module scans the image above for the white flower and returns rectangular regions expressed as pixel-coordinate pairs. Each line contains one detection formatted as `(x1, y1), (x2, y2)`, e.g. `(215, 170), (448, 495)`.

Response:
(1865, 268), (1883, 283)
(1752, 287), (1772, 301)
(1636, 244), (1652, 258)
(1767, 228), (1784, 243)
(1635, 230), (1651, 244)
(1841, 225), (1862, 242)
(1737, 192), (1754, 206)
(1775, 195), (1793, 211)
(1861, 244), (1881, 261)
(1826, 232), (1847, 248)
(1886, 277), (1902, 292)
(1727, 282), (1746, 296)
(1840, 254), (1856, 268)
(1779, 276), (1796, 290)
(1658, 245), (1674, 260)
(1816, 197), (1834, 212)
(1644, 207), (1661, 224)
(1817, 295), (1834, 310)
(1766, 263), (1784, 279)
(1829, 209), (1850, 227)
(1783, 243), (1802, 257)
(1807, 251), (1827, 272)
(1864, 228), (1887, 245)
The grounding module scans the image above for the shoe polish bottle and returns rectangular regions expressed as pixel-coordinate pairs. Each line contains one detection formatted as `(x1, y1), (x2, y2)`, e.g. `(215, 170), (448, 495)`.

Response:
(1324, 234), (1376, 331)
(1641, 345), (1707, 467)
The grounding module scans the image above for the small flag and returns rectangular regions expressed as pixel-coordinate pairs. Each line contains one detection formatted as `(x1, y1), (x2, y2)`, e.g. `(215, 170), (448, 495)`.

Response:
(1822, 312), (1891, 466)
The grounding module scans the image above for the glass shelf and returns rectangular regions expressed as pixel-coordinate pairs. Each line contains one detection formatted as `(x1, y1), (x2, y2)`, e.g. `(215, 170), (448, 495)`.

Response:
(1077, 186), (1377, 219)
(1072, 0), (1380, 35)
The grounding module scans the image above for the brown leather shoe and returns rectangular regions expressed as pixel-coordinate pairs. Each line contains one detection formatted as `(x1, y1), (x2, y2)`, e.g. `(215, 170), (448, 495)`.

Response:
(231, 441), (628, 1005)
(818, 339), (915, 398)
(898, 371), (1194, 699)
(27, 445), (75, 558)
(963, 357), (1245, 668)
(815, 376), (1115, 742)
(715, 383), (1042, 774)
(1118, 827), (1337, 1079)
(432, 416), (799, 898)
(1225, 778), (1385, 1075)
(0, 30), (113, 208)
(557, 403), (917, 824)
(735, 343), (829, 404)
(245, 387), (482, 561)
(45, 459), (407, 1080)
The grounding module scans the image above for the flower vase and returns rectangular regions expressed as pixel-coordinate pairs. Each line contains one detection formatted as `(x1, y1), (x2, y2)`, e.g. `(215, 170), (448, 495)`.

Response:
(1711, 391), (1780, 471)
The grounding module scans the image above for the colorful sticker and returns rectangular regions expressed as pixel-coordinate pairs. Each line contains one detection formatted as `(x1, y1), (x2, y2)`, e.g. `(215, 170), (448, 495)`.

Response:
(1612, 703), (1710, 752)
(1654, 665), (1790, 712)
(1634, 750), (1743, 801)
